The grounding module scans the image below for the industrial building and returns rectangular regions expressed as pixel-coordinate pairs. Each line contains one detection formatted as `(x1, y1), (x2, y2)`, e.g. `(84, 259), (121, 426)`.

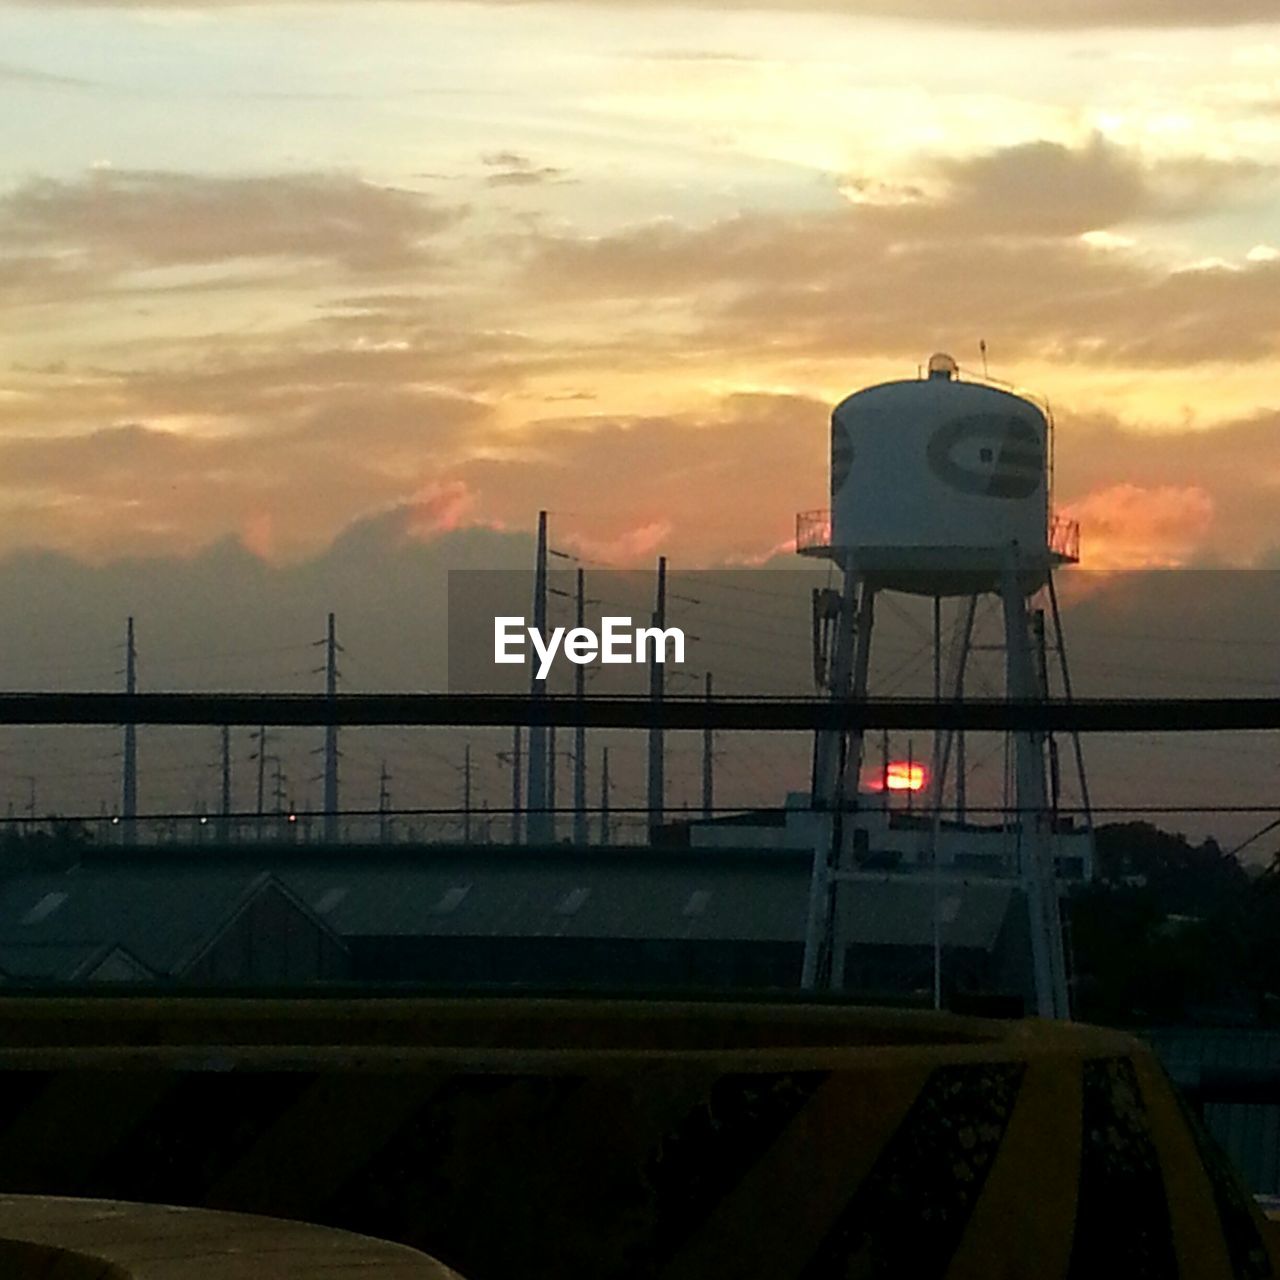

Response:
(0, 843), (1041, 1009)
(682, 791), (1093, 880)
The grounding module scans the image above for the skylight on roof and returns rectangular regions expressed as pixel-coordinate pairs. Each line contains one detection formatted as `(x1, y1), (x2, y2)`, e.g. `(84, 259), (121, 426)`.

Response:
(555, 888), (590, 916)
(683, 890), (712, 917)
(432, 885), (471, 915)
(314, 887), (348, 916)
(22, 892), (68, 926)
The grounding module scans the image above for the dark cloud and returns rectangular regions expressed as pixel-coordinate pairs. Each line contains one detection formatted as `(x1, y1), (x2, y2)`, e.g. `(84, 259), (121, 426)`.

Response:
(0, 169), (462, 273)
(706, 241), (1280, 367)
(486, 168), (568, 188)
(0, 387), (492, 560)
(0, 62), (98, 88)
(526, 139), (1274, 297)
(480, 152), (568, 187)
(0, 252), (101, 305)
(0, 321), (581, 438)
(517, 138), (1280, 366)
(481, 152), (532, 169)
(921, 137), (1273, 235)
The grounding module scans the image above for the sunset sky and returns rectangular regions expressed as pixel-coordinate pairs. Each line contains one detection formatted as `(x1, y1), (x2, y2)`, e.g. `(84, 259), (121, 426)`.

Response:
(1, 0), (1278, 572)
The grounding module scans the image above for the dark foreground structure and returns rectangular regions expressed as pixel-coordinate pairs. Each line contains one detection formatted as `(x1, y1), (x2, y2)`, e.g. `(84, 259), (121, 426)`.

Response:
(0, 993), (1273, 1279)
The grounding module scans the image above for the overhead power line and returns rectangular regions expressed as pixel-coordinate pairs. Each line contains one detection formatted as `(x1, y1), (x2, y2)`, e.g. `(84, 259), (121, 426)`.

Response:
(6, 692), (1280, 732)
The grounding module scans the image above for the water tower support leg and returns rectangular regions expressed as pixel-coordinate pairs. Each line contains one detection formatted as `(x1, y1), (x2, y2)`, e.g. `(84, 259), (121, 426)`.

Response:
(1047, 573), (1096, 880)
(802, 571), (872, 990)
(839, 581), (876, 796)
(929, 594), (978, 1010)
(1001, 568), (1070, 1019)
(802, 572), (854, 989)
(830, 903), (849, 991)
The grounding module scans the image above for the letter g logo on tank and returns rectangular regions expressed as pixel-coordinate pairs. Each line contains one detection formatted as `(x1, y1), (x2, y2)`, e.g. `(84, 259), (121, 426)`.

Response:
(926, 414), (1043, 500)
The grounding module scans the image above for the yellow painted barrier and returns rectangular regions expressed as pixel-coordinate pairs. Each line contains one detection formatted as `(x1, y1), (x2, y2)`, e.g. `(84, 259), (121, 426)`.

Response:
(0, 997), (1270, 1279)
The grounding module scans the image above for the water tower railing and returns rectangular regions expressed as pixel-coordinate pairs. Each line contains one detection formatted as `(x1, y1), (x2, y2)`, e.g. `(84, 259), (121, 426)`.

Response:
(1049, 514), (1080, 563)
(796, 508), (832, 555)
(799, 507), (1079, 562)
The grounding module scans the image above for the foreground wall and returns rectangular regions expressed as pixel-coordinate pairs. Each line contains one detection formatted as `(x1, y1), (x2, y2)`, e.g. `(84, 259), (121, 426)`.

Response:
(0, 995), (1271, 1280)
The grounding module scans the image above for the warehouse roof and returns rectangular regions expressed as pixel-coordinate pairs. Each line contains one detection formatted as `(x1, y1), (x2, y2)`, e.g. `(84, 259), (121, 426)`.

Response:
(0, 845), (1022, 955)
(0, 869), (329, 976)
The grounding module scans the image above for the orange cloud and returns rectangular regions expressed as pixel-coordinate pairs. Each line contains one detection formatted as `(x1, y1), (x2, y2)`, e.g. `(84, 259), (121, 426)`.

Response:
(240, 511), (275, 560)
(566, 520), (674, 566)
(405, 480), (479, 539)
(1062, 482), (1214, 568)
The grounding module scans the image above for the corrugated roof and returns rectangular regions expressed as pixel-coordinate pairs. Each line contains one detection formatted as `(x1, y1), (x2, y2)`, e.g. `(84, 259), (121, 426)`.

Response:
(0, 942), (108, 981)
(0, 851), (1020, 957)
(839, 876), (1018, 950)
(280, 858), (807, 943)
(0, 941), (152, 982)
(0, 869), (284, 974)
(279, 854), (1017, 949)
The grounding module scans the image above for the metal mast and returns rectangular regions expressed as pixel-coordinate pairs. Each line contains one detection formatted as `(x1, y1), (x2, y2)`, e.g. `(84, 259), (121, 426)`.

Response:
(526, 511), (550, 844)
(573, 567), (588, 845)
(647, 555), (667, 841)
(122, 616), (137, 844)
(322, 612), (340, 843)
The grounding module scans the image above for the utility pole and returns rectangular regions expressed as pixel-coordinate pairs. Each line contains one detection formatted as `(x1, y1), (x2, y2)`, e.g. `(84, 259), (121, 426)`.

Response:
(956, 637), (968, 822)
(647, 554), (667, 842)
(600, 745), (611, 846)
(122, 616), (137, 844)
(526, 511), (549, 844)
(509, 726), (522, 844)
(463, 743), (472, 844)
(219, 724), (231, 844)
(378, 759), (391, 844)
(573, 567), (588, 845)
(250, 725), (269, 841)
(547, 723), (557, 843)
(1033, 609), (1061, 814)
(272, 756), (287, 840)
(321, 612), (341, 844)
(702, 672), (714, 819)
(932, 595), (942, 815)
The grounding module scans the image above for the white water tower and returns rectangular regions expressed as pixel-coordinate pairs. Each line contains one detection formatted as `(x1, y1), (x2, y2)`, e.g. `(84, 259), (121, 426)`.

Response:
(797, 353), (1084, 1019)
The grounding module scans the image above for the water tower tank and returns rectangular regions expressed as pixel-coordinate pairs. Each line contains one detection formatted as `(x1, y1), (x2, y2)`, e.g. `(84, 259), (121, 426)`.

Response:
(828, 354), (1055, 595)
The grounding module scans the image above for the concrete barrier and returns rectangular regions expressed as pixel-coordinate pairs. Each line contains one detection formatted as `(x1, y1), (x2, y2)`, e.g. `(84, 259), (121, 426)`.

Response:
(0, 995), (1273, 1278)
(0, 1195), (460, 1278)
